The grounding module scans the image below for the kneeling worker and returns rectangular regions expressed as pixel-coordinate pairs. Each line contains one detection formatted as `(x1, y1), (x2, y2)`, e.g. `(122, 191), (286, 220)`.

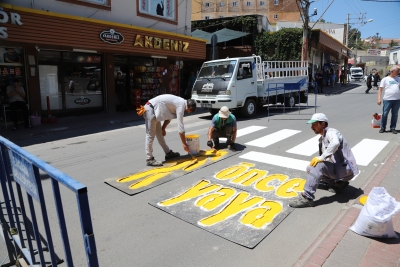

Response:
(289, 113), (359, 208)
(207, 106), (237, 151)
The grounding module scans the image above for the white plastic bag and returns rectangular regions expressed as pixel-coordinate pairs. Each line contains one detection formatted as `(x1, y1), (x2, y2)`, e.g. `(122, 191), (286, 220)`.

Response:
(350, 187), (400, 238)
(371, 113), (381, 128)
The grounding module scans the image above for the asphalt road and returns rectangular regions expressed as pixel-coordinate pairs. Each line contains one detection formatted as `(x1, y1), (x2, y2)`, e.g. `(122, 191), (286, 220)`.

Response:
(16, 82), (400, 267)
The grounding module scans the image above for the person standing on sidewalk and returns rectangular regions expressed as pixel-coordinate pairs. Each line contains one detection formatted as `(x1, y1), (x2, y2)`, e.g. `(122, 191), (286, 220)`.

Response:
(315, 70), (324, 93)
(6, 79), (32, 130)
(115, 71), (128, 111)
(289, 113), (359, 208)
(377, 66), (400, 134)
(136, 94), (197, 166)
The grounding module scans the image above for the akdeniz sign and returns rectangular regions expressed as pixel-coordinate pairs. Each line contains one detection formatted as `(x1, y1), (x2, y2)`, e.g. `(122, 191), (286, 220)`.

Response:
(100, 29), (124, 44)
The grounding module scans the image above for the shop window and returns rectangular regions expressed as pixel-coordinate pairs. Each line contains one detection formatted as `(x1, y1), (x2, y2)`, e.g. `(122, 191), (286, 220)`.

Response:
(38, 51), (61, 63)
(138, 0), (178, 24)
(0, 47), (25, 105)
(56, 0), (111, 10)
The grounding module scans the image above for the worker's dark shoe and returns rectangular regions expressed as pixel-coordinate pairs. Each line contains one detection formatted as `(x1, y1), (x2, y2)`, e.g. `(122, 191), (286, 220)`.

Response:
(289, 194), (315, 208)
(391, 129), (397, 134)
(328, 181), (349, 194)
(146, 158), (163, 167)
(379, 128), (385, 133)
(212, 138), (220, 149)
(227, 143), (236, 152)
(165, 150), (180, 160)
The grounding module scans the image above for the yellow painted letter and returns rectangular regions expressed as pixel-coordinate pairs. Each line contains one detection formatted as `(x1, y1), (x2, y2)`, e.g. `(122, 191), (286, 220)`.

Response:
(196, 187), (236, 211)
(275, 178), (306, 198)
(241, 201), (283, 229)
(159, 180), (220, 206)
(231, 169), (267, 186)
(255, 174), (288, 192)
(199, 192), (263, 226)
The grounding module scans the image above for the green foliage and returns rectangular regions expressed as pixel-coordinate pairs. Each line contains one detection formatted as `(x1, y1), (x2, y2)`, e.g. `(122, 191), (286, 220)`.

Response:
(254, 28), (303, 61)
(389, 39), (399, 48)
(191, 16), (258, 33)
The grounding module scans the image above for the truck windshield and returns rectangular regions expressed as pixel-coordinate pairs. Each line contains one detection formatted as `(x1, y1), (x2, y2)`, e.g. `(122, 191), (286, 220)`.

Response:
(351, 69), (363, 74)
(198, 60), (236, 79)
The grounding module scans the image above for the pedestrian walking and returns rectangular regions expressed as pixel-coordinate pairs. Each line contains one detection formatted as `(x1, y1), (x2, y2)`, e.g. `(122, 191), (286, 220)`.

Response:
(377, 66), (400, 134)
(365, 73), (373, 93)
(315, 70), (323, 93)
(207, 106), (237, 151)
(289, 113), (359, 208)
(136, 94), (197, 166)
(373, 71), (381, 90)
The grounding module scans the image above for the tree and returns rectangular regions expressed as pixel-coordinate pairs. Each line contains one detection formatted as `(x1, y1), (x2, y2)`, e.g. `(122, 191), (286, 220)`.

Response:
(254, 28), (303, 61)
(347, 26), (361, 48)
(389, 39), (399, 48)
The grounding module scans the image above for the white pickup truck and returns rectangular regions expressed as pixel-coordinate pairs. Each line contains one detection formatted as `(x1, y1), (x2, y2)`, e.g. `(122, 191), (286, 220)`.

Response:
(191, 55), (309, 117)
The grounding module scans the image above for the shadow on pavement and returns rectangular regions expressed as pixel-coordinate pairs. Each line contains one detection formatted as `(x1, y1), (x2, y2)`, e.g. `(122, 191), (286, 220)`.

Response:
(313, 186), (364, 207)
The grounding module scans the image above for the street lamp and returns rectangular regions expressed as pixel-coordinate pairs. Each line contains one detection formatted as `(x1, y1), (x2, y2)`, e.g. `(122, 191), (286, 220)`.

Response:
(354, 19), (373, 65)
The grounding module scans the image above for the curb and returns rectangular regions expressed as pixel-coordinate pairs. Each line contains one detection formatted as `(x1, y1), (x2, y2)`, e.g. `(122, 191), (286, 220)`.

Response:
(293, 145), (400, 267)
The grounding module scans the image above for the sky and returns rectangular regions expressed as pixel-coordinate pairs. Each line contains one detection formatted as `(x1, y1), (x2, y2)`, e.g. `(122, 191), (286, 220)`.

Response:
(309, 0), (400, 39)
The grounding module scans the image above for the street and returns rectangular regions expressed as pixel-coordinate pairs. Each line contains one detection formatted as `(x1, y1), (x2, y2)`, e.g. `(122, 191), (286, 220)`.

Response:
(14, 83), (400, 267)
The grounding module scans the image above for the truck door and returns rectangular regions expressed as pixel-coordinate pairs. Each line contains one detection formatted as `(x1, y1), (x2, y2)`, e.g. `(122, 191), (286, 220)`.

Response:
(235, 60), (256, 106)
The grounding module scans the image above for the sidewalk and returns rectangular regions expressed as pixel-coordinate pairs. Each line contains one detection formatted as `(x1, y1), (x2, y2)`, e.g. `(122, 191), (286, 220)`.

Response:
(293, 145), (400, 267)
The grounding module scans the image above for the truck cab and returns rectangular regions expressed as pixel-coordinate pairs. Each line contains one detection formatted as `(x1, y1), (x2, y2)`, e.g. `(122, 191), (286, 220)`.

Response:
(349, 67), (363, 82)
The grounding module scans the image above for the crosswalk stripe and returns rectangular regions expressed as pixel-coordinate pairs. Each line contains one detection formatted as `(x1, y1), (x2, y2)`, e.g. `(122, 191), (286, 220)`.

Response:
(219, 126), (266, 141)
(245, 129), (301, 148)
(239, 151), (309, 171)
(352, 139), (389, 166)
(286, 135), (320, 156)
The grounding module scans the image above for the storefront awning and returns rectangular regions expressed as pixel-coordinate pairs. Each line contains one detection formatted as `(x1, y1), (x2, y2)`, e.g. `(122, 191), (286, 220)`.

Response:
(191, 28), (249, 44)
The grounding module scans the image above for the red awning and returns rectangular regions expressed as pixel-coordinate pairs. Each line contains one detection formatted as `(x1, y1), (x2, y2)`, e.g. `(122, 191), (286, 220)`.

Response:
(348, 58), (355, 64)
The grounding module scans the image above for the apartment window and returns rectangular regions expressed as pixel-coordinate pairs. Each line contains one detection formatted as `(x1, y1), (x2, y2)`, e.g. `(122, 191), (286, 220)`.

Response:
(274, 0), (279, 5)
(260, 1), (264, 6)
(205, 16), (210, 19)
(394, 53), (398, 62)
(219, 2), (224, 6)
(246, 1), (251, 6)
(232, 1), (237, 6)
(273, 14), (278, 19)
(220, 15), (224, 18)
(138, 0), (177, 22)
(205, 2), (210, 7)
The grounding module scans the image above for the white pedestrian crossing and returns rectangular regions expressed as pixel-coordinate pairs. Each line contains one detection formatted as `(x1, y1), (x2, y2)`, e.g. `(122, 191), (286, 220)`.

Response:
(245, 129), (301, 148)
(219, 126), (266, 141)
(351, 139), (389, 166)
(286, 135), (320, 156)
(239, 151), (309, 171)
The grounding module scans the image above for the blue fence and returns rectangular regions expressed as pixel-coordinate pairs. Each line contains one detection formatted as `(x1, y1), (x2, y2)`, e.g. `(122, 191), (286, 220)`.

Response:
(0, 136), (98, 266)
(265, 82), (318, 117)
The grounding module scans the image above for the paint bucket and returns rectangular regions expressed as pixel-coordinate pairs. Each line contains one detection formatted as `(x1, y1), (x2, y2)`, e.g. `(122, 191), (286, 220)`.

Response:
(185, 134), (200, 155)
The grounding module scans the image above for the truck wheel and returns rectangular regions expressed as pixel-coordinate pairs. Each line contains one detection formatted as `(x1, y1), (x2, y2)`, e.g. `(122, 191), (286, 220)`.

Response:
(209, 109), (219, 116)
(241, 99), (256, 117)
(284, 96), (297, 107)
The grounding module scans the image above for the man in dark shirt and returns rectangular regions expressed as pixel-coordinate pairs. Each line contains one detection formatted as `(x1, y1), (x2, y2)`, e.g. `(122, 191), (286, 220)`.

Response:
(115, 71), (128, 111)
(207, 106), (237, 151)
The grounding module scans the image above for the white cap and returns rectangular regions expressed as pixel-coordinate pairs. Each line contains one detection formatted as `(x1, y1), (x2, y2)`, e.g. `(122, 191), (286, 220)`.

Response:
(307, 113), (328, 124)
(117, 71), (122, 74)
(218, 106), (231, 118)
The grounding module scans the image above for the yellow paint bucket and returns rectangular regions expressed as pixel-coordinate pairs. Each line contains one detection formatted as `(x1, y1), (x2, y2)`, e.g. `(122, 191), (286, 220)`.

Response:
(186, 134), (200, 155)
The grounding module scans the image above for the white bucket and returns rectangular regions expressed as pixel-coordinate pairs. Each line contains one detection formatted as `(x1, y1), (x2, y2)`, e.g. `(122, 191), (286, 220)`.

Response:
(185, 134), (200, 155)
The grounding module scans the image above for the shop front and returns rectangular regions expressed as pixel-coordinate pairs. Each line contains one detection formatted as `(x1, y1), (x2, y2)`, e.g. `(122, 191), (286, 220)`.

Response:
(0, 4), (206, 116)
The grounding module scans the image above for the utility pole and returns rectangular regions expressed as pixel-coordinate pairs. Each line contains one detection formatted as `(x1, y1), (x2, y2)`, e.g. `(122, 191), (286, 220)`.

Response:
(297, 0), (311, 63)
(346, 14), (350, 46)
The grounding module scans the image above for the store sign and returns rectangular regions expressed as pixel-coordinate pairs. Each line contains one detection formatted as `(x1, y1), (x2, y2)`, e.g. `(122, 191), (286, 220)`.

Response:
(366, 61), (376, 66)
(134, 35), (189, 52)
(100, 29), (124, 44)
(74, 97), (91, 105)
(367, 49), (381, 56)
(0, 8), (23, 39)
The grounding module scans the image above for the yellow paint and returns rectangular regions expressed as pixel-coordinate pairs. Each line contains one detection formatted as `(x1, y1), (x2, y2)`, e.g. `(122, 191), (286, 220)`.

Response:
(231, 169), (268, 186)
(129, 172), (171, 189)
(358, 195), (368, 205)
(255, 174), (288, 192)
(159, 180), (220, 206)
(241, 201), (283, 229)
(275, 178), (306, 198)
(215, 162), (254, 180)
(186, 134), (200, 139)
(117, 149), (227, 190)
(199, 192), (264, 226)
(196, 188), (236, 211)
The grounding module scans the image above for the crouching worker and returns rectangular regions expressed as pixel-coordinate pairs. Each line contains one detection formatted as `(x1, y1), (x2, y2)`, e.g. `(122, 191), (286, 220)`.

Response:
(136, 94), (197, 166)
(289, 113), (359, 208)
(206, 106), (237, 151)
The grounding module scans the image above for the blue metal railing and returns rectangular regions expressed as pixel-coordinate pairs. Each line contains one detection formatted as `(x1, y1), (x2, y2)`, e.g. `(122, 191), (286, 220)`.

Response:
(265, 82), (318, 117)
(0, 136), (98, 266)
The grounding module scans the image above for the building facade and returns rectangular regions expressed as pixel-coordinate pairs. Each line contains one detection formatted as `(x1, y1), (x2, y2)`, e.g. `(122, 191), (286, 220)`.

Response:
(1, 1), (206, 117)
(192, 0), (299, 23)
